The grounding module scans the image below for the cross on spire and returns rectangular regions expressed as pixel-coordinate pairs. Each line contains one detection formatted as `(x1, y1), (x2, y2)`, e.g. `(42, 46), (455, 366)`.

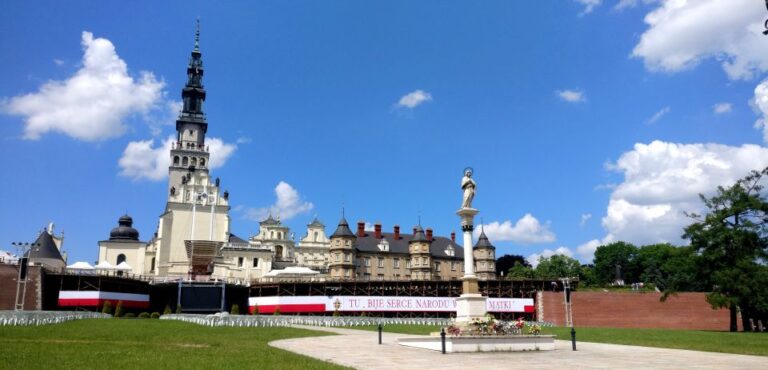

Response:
(194, 18), (200, 52)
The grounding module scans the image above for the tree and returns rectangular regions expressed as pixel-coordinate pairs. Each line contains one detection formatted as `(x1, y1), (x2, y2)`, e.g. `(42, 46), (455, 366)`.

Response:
(635, 243), (703, 292)
(230, 304), (240, 315)
(683, 167), (768, 332)
(496, 254), (530, 276)
(534, 255), (581, 279)
(592, 242), (639, 285)
(114, 300), (124, 318)
(506, 261), (535, 279)
(101, 301), (113, 315)
(578, 264), (599, 287)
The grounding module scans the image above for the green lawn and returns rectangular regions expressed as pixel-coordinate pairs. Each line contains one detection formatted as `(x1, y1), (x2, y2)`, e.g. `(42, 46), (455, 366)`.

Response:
(0, 319), (350, 370)
(352, 324), (768, 357)
(542, 326), (768, 357)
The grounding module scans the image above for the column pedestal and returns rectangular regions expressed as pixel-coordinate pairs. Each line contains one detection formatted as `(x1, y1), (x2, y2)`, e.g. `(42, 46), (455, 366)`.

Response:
(455, 207), (487, 327)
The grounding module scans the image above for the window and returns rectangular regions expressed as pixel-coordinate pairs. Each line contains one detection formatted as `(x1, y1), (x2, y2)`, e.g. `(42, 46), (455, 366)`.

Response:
(150, 257), (155, 272)
(451, 261), (456, 271)
(345, 270), (350, 277)
(377, 274), (384, 281)
(378, 258), (384, 268)
(275, 245), (283, 258)
(434, 262), (441, 271)
(173, 156), (180, 165)
(393, 258), (400, 268)
(237, 257), (244, 267)
(182, 157), (188, 166)
(252, 258), (259, 267)
(345, 254), (351, 262)
(191, 157), (197, 167)
(365, 257), (371, 267)
(481, 261), (487, 269)
(313, 231), (318, 242)
(200, 158), (205, 167)
(406, 260), (411, 269)
(335, 253), (341, 262)
(116, 254), (126, 265)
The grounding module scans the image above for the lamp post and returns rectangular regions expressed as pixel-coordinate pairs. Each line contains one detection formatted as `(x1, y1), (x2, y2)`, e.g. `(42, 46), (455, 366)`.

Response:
(561, 277), (576, 351)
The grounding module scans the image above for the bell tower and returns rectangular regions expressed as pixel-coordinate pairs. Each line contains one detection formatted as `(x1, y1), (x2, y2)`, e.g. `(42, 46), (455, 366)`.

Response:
(169, 19), (210, 194)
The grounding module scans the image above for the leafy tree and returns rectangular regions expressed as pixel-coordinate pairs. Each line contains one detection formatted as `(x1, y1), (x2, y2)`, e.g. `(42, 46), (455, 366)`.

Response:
(592, 242), (639, 285)
(506, 261), (535, 279)
(636, 244), (703, 292)
(496, 254), (530, 276)
(230, 304), (240, 315)
(534, 254), (581, 279)
(578, 264), (599, 287)
(683, 167), (768, 332)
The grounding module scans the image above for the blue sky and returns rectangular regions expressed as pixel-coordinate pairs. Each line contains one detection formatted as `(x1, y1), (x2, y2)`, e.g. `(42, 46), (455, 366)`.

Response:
(2, 0), (768, 265)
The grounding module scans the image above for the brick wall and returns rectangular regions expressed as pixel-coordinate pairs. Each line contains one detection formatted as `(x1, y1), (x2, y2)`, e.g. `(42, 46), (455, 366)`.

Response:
(0, 264), (42, 310)
(541, 291), (737, 331)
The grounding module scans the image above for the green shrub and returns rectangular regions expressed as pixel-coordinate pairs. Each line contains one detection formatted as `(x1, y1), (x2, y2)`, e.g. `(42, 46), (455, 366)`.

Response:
(230, 304), (239, 315)
(273, 306), (281, 316)
(138, 312), (150, 319)
(101, 301), (113, 315)
(332, 310), (340, 317)
(163, 305), (172, 315)
(175, 304), (182, 314)
(123, 313), (135, 318)
(150, 312), (160, 319)
(251, 304), (258, 315)
(114, 301), (124, 318)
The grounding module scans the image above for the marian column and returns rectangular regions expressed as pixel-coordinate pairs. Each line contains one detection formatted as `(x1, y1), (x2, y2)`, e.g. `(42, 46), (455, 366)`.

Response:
(455, 167), (487, 325)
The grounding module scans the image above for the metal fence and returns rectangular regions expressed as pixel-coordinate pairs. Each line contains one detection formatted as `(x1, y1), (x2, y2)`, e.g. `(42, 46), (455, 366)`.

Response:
(161, 313), (452, 328)
(0, 311), (111, 326)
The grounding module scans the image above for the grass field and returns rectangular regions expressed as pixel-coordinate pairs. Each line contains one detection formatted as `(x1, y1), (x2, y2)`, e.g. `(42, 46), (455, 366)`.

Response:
(0, 319), (350, 370)
(353, 324), (768, 356)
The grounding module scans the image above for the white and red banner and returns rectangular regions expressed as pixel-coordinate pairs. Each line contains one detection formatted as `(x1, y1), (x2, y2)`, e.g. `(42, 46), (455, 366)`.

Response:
(248, 295), (534, 314)
(58, 291), (150, 309)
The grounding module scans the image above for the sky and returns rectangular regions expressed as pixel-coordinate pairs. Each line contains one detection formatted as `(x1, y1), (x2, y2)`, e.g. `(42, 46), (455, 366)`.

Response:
(2, 0), (768, 266)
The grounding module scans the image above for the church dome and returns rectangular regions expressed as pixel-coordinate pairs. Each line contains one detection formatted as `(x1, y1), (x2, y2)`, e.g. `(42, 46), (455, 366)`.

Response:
(109, 214), (140, 241)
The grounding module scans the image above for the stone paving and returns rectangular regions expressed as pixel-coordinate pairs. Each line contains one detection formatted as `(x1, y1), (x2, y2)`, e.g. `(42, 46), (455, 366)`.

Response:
(270, 326), (766, 370)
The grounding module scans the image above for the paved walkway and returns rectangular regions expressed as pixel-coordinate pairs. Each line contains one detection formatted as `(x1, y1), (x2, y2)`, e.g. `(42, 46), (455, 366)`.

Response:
(270, 326), (766, 370)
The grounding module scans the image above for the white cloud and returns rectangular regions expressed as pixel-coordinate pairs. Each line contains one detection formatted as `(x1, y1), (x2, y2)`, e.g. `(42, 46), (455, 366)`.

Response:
(557, 89), (586, 103)
(575, 0), (602, 16)
(713, 102), (732, 114)
(236, 136), (252, 144)
(53, 59), (64, 66)
(118, 135), (236, 181)
(396, 90), (432, 109)
(646, 106), (670, 124)
(477, 214), (556, 245)
(599, 140), (768, 246)
(752, 79), (768, 143)
(246, 182), (314, 221)
(632, 0), (767, 80)
(526, 247), (574, 268)
(580, 213), (593, 227)
(614, 0), (657, 12)
(1, 31), (164, 141)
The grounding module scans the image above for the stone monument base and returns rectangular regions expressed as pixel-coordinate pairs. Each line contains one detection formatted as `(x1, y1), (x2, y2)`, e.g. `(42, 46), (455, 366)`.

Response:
(454, 294), (487, 327)
(398, 335), (556, 353)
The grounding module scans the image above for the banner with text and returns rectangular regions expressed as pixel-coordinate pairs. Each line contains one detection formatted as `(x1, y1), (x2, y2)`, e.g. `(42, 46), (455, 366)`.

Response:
(248, 296), (534, 314)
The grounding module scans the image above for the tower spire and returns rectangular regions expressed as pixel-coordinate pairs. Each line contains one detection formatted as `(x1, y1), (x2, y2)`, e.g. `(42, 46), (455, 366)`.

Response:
(194, 18), (200, 52)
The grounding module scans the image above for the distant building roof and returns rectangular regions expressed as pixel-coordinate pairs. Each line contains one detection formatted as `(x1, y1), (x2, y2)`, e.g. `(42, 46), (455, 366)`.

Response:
(474, 230), (495, 249)
(308, 217), (324, 228)
(24, 230), (64, 262)
(330, 216), (355, 238)
(354, 231), (463, 259)
(228, 233), (248, 245)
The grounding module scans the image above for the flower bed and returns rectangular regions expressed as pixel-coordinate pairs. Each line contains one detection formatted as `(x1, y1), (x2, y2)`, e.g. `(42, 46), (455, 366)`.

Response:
(444, 314), (550, 337)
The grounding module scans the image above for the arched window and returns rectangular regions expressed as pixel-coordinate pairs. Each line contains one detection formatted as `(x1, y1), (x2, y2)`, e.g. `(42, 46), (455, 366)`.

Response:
(116, 254), (126, 265)
(275, 245), (283, 258)
(279, 232), (283, 239)
(270, 231), (275, 239)
(313, 231), (318, 242)
(173, 156), (180, 165)
(150, 257), (156, 272)
(182, 157), (189, 166)
(191, 157), (198, 167)
(200, 158), (205, 167)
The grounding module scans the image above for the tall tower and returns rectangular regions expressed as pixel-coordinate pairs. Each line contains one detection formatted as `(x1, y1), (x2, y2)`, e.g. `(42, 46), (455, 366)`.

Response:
(169, 20), (209, 191)
(148, 21), (231, 277)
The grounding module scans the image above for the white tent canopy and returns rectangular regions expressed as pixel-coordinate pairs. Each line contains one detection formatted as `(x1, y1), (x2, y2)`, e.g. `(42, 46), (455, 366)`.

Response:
(95, 261), (115, 270)
(66, 261), (94, 270)
(265, 266), (320, 277)
(115, 261), (132, 271)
